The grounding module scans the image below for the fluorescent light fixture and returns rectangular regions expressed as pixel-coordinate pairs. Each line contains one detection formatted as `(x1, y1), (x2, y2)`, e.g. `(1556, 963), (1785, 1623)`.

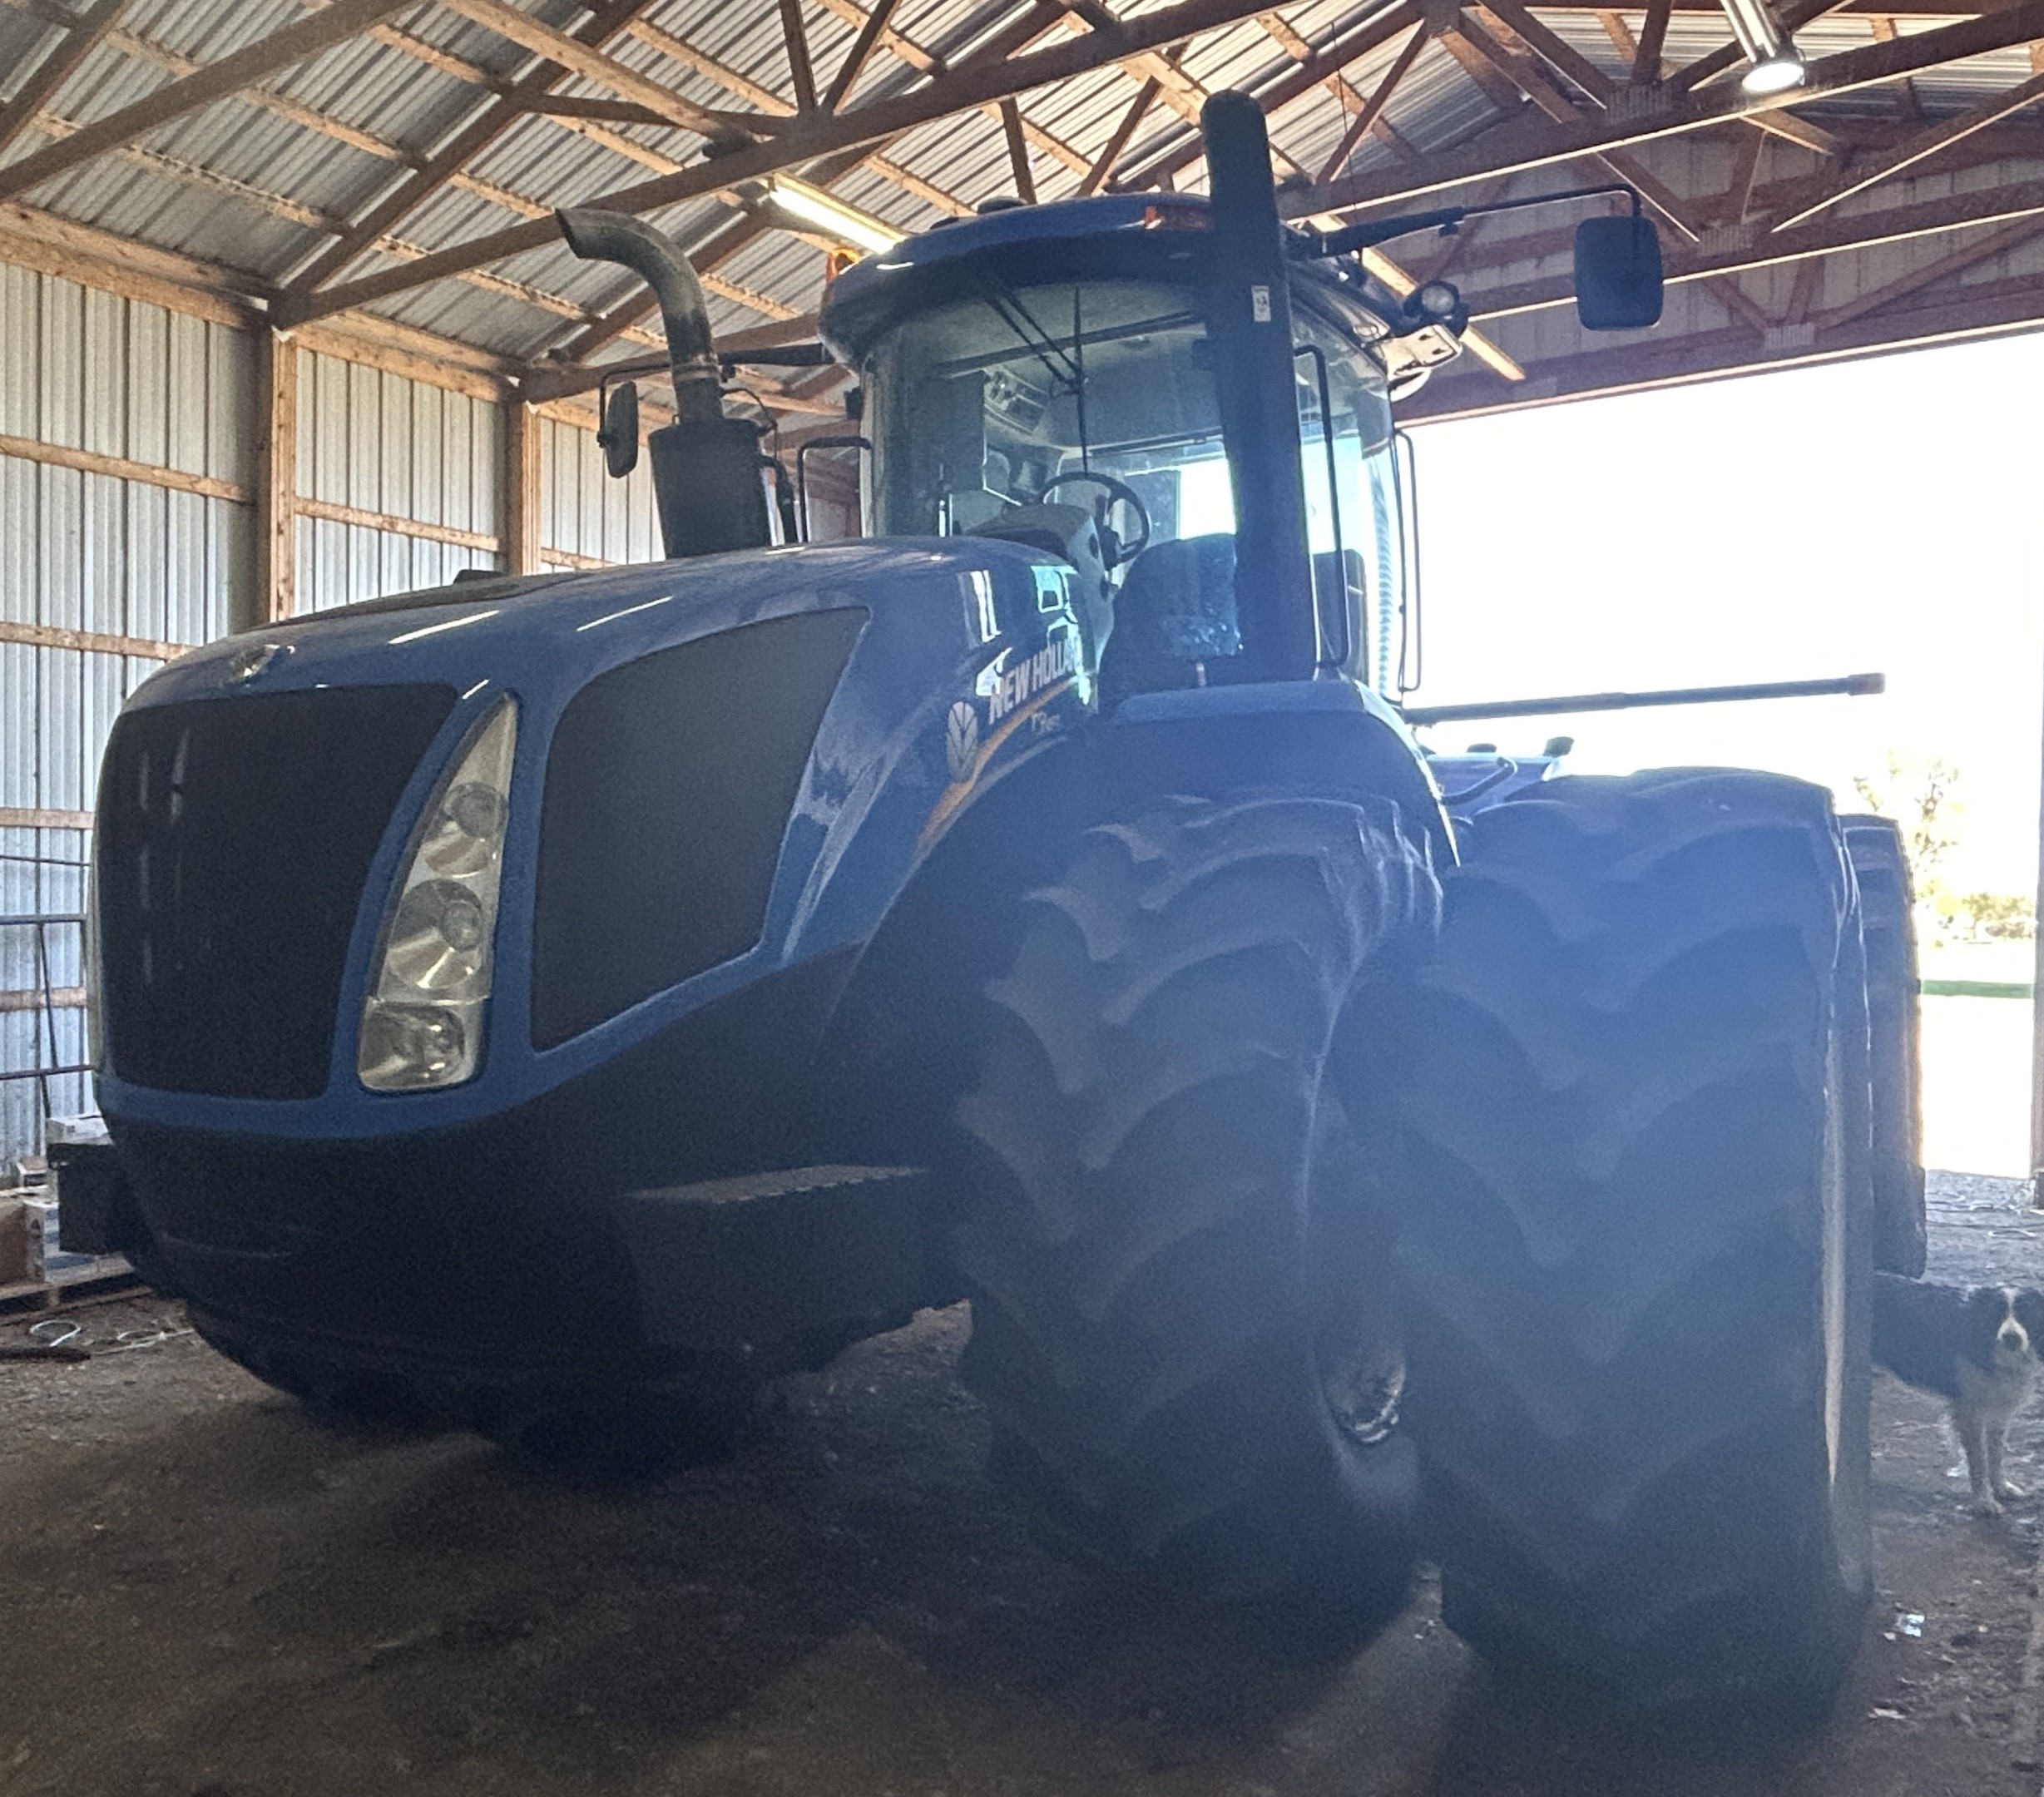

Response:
(1718, 0), (1807, 92)
(767, 178), (901, 255)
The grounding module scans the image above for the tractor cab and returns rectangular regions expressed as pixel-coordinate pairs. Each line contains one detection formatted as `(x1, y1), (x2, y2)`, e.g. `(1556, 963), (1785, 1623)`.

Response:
(819, 195), (1415, 698)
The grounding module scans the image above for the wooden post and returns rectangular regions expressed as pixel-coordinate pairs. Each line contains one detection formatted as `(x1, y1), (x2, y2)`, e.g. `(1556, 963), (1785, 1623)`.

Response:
(250, 329), (297, 630)
(502, 399), (542, 577)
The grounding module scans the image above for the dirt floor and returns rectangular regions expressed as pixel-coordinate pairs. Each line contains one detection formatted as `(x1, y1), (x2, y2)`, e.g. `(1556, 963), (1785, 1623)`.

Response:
(5, 1173), (2044, 1797)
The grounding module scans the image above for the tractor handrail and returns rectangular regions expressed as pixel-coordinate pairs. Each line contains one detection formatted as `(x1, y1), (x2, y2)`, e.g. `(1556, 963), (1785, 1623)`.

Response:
(1401, 671), (1884, 726)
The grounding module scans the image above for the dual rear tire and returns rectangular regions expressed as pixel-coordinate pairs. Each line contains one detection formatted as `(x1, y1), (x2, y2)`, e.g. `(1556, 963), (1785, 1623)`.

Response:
(958, 772), (1878, 1715)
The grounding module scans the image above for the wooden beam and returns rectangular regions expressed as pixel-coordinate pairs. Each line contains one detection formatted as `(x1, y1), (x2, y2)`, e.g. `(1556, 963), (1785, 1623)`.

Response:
(1317, 23), (1428, 183)
(1867, 13), (1926, 119)
(255, 331), (296, 628)
(1464, 171), (2044, 319)
(0, 0), (422, 202)
(1772, 70), (2044, 229)
(1000, 97), (1040, 201)
(810, 0), (1092, 176)
(0, 429), (245, 502)
(1479, 0), (1616, 101)
(779, 0), (820, 114)
(282, 0), (1313, 327)
(0, 621), (187, 662)
(824, 0), (902, 110)
(1116, 3), (1423, 189)
(0, 808), (97, 831)
(518, 95), (681, 127)
(1631, 0), (1671, 81)
(1812, 215), (2044, 327)
(502, 400), (542, 577)
(1081, 77), (1160, 193)
(288, 0), (667, 295)
(1294, 1), (2044, 218)
(0, 0), (126, 159)
(294, 496), (499, 554)
(436, 0), (750, 143)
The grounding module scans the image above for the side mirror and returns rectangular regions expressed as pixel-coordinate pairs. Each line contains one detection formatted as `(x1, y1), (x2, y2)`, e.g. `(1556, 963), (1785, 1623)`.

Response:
(598, 379), (640, 478)
(1574, 214), (1663, 331)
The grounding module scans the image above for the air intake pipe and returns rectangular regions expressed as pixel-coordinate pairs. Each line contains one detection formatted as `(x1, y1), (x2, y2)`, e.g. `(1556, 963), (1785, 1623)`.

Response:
(1200, 94), (1319, 681)
(557, 208), (772, 559)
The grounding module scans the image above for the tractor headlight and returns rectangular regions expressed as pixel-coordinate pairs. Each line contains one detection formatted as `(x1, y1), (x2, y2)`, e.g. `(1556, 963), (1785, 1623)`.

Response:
(359, 698), (516, 1091)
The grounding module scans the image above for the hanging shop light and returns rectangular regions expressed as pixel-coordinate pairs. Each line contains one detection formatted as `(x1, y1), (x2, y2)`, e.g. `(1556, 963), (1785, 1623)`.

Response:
(765, 179), (902, 255)
(1718, 0), (1808, 93)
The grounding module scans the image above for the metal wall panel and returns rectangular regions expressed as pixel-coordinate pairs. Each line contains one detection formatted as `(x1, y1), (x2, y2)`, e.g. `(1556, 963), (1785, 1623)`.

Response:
(292, 348), (502, 611)
(0, 262), (253, 1161)
(539, 415), (661, 568)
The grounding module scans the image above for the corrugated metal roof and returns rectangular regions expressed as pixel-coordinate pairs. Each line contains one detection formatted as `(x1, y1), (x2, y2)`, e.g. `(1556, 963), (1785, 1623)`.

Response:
(1, 0), (2037, 371)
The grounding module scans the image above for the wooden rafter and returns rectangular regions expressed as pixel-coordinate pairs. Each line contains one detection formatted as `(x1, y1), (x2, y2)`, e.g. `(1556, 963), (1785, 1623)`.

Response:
(1116, 3), (1423, 190)
(0, 0), (423, 203)
(1000, 98), (1041, 201)
(1254, 9), (1402, 158)
(288, 0), (671, 295)
(779, 0), (821, 114)
(809, 0), (1092, 175)
(824, 0), (903, 111)
(436, 0), (755, 143)
(1631, 0), (1671, 82)
(280, 0), (1329, 328)
(1770, 69), (2044, 228)
(1081, 76), (1161, 193)
(1866, 14), (1926, 121)
(1812, 215), (2044, 328)
(1462, 170), (2044, 320)
(0, 0), (126, 159)
(1294, 2), (2044, 218)
(1316, 23), (1428, 183)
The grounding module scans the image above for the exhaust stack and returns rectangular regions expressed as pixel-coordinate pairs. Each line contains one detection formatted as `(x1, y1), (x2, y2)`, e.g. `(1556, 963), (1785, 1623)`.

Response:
(557, 209), (772, 560)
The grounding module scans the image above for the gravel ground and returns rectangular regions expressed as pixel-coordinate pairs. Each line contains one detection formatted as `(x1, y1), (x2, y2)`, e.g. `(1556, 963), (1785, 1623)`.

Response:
(4, 1170), (2044, 1797)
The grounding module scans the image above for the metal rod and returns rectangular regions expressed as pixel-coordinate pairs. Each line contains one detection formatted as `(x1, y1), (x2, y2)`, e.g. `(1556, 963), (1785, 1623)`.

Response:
(1400, 670), (1883, 725)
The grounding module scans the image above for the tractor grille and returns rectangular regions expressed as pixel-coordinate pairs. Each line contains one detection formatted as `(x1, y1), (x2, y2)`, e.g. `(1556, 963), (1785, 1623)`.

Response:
(97, 684), (458, 1099)
(532, 609), (866, 1048)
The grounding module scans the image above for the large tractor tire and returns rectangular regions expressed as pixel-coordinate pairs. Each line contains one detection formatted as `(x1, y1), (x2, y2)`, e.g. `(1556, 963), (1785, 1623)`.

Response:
(952, 794), (1440, 1636)
(1384, 770), (1873, 1717)
(1842, 814), (1926, 1277)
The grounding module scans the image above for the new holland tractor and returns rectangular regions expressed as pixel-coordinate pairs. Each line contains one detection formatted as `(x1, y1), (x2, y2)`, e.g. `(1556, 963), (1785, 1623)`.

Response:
(70, 92), (1920, 1718)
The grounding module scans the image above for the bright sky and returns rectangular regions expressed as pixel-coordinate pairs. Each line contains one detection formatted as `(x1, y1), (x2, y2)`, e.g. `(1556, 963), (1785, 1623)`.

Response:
(1403, 328), (2044, 897)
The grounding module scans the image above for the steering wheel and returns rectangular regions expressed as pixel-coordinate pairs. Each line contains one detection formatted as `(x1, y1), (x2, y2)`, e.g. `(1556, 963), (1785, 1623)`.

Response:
(1038, 471), (1152, 569)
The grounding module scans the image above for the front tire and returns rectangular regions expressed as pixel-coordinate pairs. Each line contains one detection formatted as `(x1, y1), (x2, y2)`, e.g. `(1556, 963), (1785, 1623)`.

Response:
(951, 794), (1439, 1633)
(1385, 771), (1873, 1717)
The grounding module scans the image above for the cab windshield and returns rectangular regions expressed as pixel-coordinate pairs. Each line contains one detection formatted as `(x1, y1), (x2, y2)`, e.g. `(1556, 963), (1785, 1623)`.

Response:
(858, 275), (1406, 685)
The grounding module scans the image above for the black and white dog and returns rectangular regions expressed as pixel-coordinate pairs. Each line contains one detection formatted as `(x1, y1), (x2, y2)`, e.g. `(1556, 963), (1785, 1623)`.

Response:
(1873, 1272), (2044, 1516)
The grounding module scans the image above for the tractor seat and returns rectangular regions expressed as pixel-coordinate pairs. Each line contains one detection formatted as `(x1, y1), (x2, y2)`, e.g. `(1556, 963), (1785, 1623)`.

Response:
(1099, 533), (1242, 709)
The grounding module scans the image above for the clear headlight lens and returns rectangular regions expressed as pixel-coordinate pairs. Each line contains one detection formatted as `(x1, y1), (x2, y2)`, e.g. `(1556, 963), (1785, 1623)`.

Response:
(359, 698), (516, 1092)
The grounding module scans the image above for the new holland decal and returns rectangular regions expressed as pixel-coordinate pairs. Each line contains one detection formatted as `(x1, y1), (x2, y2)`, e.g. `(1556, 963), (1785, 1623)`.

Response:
(981, 632), (1079, 725)
(920, 628), (1081, 848)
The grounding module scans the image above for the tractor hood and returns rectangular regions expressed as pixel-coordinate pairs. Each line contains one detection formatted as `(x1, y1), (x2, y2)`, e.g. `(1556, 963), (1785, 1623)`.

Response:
(96, 537), (1093, 1141)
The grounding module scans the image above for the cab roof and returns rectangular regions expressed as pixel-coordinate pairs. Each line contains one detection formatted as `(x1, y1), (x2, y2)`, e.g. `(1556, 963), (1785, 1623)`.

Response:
(819, 192), (1388, 362)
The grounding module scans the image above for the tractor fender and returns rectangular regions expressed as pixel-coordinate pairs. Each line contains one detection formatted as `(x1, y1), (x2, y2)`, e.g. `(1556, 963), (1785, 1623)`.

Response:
(810, 676), (1453, 1181)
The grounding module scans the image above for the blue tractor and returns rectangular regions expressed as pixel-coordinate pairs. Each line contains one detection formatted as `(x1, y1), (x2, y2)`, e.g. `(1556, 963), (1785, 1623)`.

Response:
(76, 95), (1914, 1717)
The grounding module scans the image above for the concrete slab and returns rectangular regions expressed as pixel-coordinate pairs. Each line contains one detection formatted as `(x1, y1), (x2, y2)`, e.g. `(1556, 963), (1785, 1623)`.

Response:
(2, 1173), (2042, 1796)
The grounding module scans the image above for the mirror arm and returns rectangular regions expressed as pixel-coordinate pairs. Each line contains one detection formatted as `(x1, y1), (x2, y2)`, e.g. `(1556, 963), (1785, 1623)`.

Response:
(1304, 182), (1640, 260)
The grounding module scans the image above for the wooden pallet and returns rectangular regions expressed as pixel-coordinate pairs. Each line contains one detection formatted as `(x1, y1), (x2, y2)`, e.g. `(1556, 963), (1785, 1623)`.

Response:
(0, 1265), (142, 1318)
